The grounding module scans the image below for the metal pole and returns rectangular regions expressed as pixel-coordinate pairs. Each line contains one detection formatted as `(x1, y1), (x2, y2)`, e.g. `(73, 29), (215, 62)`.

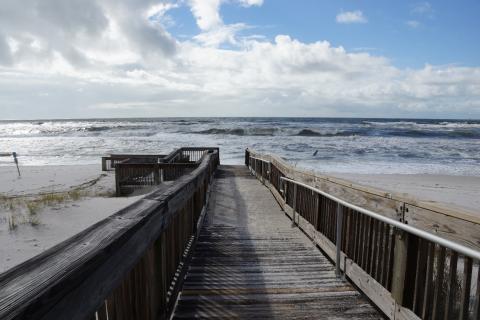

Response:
(12, 152), (20, 177)
(335, 203), (343, 277)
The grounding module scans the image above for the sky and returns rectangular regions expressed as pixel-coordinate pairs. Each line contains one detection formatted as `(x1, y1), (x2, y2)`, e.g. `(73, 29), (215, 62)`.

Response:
(0, 0), (479, 119)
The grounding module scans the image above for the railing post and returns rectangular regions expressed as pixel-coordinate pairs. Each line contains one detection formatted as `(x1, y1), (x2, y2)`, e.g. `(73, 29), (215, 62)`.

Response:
(292, 183), (297, 227)
(391, 229), (408, 305)
(154, 163), (160, 185)
(336, 203), (343, 277)
(101, 157), (107, 171)
(115, 166), (121, 197)
(159, 232), (168, 319)
(268, 162), (272, 183)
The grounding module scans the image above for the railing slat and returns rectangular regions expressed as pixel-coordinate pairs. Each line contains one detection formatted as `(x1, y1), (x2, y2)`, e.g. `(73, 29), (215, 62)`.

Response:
(444, 251), (458, 320)
(431, 246), (446, 319)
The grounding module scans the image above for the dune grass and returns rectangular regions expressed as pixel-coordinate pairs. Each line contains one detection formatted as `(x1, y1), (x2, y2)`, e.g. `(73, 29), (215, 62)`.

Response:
(2, 188), (94, 230)
(1, 173), (115, 231)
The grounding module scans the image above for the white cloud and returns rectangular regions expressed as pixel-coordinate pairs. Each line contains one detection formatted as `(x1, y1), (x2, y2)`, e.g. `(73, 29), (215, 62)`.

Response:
(193, 23), (249, 47)
(189, 0), (223, 31)
(412, 2), (433, 16)
(0, 1), (479, 119)
(237, 0), (263, 7)
(187, 0), (263, 47)
(406, 20), (420, 28)
(336, 10), (368, 24)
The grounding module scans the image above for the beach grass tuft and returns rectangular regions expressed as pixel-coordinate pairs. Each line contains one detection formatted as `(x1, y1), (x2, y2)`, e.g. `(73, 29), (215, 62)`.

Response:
(26, 201), (40, 215)
(8, 215), (17, 231)
(68, 189), (82, 201)
(29, 215), (41, 226)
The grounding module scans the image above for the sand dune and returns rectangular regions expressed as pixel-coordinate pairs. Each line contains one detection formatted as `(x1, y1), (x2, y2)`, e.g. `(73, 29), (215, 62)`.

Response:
(0, 165), (142, 272)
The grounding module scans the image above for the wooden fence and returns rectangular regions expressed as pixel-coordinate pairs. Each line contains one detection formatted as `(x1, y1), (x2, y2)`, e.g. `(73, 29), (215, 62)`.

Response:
(163, 147), (219, 164)
(246, 149), (480, 320)
(0, 151), (219, 320)
(102, 154), (166, 171)
(114, 148), (219, 196)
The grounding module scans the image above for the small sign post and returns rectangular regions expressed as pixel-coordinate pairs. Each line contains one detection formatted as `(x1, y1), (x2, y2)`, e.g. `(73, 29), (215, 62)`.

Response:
(12, 152), (21, 177)
(0, 152), (21, 177)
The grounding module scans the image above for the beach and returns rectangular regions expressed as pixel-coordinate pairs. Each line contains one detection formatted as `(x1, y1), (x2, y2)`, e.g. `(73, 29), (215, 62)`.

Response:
(0, 165), (142, 272)
(328, 172), (480, 217)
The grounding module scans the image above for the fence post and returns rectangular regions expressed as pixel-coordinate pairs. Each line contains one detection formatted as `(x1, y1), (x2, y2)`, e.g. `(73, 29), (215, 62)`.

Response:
(101, 157), (107, 171)
(268, 162), (271, 184)
(159, 232), (168, 319)
(292, 183), (297, 227)
(115, 166), (121, 197)
(391, 230), (408, 305)
(154, 163), (160, 185)
(335, 203), (343, 277)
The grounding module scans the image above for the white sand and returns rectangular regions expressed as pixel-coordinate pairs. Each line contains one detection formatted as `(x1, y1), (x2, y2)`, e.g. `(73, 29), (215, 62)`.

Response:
(0, 165), (143, 272)
(0, 165), (108, 196)
(327, 173), (480, 216)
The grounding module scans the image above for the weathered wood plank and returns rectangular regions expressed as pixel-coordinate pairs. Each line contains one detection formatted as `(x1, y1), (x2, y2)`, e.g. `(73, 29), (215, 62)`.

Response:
(173, 166), (382, 319)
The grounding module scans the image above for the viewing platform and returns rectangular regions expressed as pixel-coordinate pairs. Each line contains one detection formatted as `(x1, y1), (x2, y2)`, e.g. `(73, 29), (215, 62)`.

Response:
(0, 147), (479, 320)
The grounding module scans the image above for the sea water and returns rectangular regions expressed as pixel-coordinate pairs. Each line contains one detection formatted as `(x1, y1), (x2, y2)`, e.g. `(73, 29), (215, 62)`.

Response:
(0, 118), (479, 175)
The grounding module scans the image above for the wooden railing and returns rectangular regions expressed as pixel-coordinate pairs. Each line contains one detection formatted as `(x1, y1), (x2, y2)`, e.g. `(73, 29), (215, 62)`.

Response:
(114, 148), (220, 196)
(0, 151), (219, 320)
(163, 147), (220, 164)
(102, 154), (166, 171)
(246, 149), (480, 320)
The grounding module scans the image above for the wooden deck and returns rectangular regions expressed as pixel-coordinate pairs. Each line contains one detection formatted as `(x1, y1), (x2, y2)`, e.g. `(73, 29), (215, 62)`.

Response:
(173, 165), (383, 319)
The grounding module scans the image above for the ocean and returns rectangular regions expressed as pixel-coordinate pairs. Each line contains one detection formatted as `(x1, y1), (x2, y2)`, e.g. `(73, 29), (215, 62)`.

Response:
(0, 118), (479, 175)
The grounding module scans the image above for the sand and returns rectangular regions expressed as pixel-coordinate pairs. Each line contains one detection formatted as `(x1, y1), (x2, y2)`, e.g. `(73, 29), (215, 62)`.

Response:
(0, 165), (142, 272)
(327, 173), (480, 217)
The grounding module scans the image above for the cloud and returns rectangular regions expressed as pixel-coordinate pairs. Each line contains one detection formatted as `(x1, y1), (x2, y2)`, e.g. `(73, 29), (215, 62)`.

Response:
(406, 20), (420, 28)
(189, 0), (223, 31)
(193, 23), (249, 47)
(237, 0), (263, 7)
(336, 10), (368, 24)
(411, 2), (434, 18)
(188, 0), (263, 47)
(0, 0), (178, 69)
(0, 1), (479, 119)
(0, 34), (13, 66)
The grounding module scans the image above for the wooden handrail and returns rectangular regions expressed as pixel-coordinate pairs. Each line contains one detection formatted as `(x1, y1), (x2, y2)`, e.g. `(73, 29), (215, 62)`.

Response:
(0, 151), (219, 320)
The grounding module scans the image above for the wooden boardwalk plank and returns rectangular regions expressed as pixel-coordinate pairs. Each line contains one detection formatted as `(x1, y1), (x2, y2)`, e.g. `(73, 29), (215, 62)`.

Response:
(173, 165), (383, 319)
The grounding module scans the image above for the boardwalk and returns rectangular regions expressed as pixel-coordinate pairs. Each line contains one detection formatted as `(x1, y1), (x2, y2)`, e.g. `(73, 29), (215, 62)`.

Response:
(173, 166), (382, 319)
